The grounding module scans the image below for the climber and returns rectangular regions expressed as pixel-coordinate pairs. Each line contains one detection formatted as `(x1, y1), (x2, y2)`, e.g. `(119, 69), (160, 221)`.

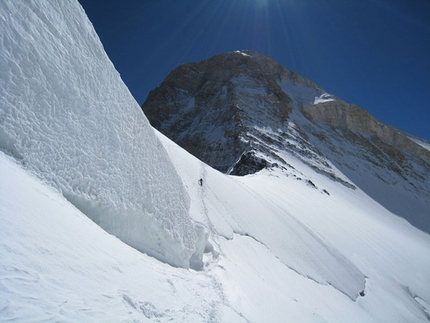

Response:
(198, 178), (203, 186)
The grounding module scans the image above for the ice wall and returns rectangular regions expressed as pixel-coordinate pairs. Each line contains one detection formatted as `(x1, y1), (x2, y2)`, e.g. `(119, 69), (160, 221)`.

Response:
(0, 0), (205, 269)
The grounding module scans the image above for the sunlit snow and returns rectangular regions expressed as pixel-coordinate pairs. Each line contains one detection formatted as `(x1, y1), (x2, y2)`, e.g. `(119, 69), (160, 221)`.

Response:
(314, 93), (337, 104)
(0, 0), (206, 269)
(1, 0), (430, 322)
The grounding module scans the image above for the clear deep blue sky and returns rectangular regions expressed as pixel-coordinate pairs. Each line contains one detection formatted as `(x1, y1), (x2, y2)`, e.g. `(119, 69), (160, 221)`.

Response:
(79, 0), (430, 140)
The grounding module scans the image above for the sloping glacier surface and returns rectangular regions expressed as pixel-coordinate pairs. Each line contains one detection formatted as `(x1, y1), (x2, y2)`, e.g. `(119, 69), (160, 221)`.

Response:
(158, 130), (366, 301)
(0, 0), (204, 269)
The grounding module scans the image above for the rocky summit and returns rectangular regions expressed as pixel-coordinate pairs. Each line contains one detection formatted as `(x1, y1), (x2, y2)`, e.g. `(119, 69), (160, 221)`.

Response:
(141, 50), (430, 233)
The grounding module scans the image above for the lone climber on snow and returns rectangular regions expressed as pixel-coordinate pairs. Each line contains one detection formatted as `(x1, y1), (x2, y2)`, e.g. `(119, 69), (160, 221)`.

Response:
(198, 178), (203, 186)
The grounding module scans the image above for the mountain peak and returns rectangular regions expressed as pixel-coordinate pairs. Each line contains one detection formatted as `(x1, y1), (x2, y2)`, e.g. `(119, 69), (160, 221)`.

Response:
(142, 51), (430, 233)
(142, 50), (323, 173)
(142, 50), (428, 174)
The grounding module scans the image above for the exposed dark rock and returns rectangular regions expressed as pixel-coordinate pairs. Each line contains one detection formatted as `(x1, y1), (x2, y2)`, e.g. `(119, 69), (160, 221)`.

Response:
(306, 180), (317, 189)
(228, 151), (268, 176)
(141, 51), (297, 173)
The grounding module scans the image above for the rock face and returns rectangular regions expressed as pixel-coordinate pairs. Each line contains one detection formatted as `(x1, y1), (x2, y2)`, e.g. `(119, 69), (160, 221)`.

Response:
(142, 51), (303, 172)
(303, 101), (430, 163)
(142, 50), (430, 233)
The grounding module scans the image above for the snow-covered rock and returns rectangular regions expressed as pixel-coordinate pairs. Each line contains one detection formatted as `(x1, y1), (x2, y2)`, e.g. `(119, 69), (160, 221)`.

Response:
(0, 0), (205, 269)
(141, 50), (430, 234)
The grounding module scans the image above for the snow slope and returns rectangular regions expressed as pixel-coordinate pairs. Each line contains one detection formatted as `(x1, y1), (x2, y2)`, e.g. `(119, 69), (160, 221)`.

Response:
(158, 131), (365, 301)
(158, 130), (430, 322)
(0, 0), (205, 269)
(2, 134), (429, 322)
(1, 0), (430, 322)
(0, 151), (243, 322)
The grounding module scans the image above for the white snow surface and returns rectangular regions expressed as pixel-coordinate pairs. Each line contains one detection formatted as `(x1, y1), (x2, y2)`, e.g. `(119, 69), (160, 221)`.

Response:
(0, 151), (237, 322)
(158, 131), (366, 301)
(1, 1), (430, 322)
(234, 50), (251, 57)
(2, 135), (430, 322)
(410, 137), (430, 151)
(160, 131), (430, 322)
(0, 0), (204, 269)
(314, 93), (337, 104)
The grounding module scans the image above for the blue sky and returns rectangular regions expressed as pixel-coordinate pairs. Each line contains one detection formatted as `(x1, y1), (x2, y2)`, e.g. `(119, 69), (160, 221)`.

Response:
(79, 0), (430, 140)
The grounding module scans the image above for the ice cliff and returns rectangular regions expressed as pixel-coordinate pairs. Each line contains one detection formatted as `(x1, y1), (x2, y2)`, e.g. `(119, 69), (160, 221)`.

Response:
(0, 0), (206, 269)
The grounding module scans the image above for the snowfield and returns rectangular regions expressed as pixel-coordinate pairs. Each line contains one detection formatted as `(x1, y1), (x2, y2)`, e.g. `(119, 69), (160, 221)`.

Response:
(2, 138), (430, 322)
(158, 131), (366, 302)
(0, 151), (241, 322)
(1, 0), (430, 322)
(158, 130), (430, 322)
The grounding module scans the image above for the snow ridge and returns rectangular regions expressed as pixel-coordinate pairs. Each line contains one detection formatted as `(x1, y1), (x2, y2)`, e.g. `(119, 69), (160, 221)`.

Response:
(0, 0), (206, 269)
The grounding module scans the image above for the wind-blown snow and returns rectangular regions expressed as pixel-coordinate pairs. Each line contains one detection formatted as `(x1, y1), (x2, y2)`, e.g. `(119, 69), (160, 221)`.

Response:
(0, 0), (205, 269)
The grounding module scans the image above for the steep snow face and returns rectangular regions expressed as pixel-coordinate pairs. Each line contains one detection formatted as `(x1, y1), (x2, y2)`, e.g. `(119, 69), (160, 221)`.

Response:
(0, 0), (204, 269)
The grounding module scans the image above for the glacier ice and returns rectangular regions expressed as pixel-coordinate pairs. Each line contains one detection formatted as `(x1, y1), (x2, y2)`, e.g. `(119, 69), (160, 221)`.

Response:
(0, 0), (206, 269)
